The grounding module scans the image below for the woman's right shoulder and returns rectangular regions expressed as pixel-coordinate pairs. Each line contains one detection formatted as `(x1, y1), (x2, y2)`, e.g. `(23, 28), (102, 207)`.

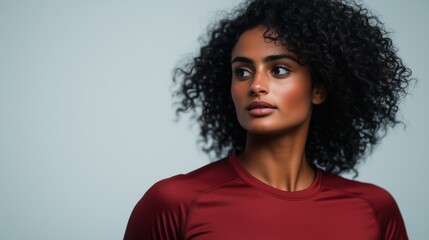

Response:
(142, 174), (195, 208)
(124, 157), (238, 239)
(146, 156), (238, 204)
(123, 176), (193, 240)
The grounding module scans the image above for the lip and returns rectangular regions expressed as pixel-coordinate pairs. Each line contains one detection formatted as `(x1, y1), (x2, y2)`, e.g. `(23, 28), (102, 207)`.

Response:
(246, 101), (276, 116)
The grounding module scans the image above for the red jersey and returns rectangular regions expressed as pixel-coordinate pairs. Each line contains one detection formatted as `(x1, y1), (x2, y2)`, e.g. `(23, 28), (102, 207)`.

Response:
(124, 153), (407, 239)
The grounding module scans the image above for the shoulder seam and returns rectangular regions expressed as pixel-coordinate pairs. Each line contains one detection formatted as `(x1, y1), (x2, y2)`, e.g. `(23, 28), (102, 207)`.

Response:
(323, 183), (382, 239)
(181, 177), (241, 238)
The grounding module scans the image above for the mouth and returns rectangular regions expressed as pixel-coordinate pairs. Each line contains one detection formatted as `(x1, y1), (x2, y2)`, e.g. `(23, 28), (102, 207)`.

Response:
(246, 101), (276, 110)
(246, 101), (276, 116)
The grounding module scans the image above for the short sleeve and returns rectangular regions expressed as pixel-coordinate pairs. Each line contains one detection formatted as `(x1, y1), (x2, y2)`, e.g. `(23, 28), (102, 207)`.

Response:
(382, 196), (408, 240)
(124, 178), (187, 240)
(365, 185), (408, 240)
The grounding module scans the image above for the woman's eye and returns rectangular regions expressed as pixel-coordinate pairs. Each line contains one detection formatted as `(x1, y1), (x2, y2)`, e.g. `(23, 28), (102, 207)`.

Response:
(271, 66), (289, 76)
(234, 68), (252, 79)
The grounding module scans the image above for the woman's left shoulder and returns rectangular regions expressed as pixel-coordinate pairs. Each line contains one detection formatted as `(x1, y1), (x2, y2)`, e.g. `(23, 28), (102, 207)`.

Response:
(320, 171), (408, 239)
(321, 171), (398, 208)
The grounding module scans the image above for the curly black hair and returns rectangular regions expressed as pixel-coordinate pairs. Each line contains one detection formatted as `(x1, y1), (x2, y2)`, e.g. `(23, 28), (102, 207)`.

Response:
(172, 0), (412, 175)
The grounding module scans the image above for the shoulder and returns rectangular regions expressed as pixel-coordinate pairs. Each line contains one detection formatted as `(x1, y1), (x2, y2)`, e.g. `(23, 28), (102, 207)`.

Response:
(321, 172), (398, 213)
(124, 156), (238, 239)
(321, 172), (408, 239)
(147, 156), (238, 205)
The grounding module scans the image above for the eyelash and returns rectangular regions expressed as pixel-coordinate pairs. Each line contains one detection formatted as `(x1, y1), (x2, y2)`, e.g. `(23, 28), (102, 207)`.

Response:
(271, 65), (290, 76)
(233, 65), (290, 79)
(234, 68), (252, 79)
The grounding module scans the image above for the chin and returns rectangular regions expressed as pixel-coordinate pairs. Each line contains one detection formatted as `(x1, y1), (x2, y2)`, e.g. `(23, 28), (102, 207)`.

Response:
(241, 119), (309, 136)
(243, 124), (287, 135)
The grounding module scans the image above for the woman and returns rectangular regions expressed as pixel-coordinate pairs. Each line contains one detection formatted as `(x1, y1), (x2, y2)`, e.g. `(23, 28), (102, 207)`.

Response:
(125, 0), (411, 239)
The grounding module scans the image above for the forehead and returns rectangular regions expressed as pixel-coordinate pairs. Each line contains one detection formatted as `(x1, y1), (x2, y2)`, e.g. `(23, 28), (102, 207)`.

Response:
(231, 26), (294, 59)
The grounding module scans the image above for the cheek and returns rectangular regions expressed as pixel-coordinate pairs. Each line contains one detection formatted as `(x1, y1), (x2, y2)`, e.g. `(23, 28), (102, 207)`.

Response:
(231, 83), (246, 108)
(276, 82), (312, 110)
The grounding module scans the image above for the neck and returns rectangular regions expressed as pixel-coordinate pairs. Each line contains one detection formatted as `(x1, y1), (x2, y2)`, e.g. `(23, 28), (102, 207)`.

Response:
(239, 122), (315, 192)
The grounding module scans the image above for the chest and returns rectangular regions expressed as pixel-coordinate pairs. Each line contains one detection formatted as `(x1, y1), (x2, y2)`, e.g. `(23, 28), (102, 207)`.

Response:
(184, 193), (379, 240)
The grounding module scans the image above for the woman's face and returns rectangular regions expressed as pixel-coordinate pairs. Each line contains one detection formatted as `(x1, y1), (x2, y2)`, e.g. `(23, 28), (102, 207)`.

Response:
(230, 26), (325, 135)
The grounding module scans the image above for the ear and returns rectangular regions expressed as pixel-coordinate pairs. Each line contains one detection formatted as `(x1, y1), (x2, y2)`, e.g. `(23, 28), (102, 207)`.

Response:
(312, 85), (326, 105)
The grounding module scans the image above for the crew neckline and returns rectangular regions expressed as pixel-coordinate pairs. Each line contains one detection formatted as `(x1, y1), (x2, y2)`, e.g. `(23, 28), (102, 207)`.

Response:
(228, 152), (322, 200)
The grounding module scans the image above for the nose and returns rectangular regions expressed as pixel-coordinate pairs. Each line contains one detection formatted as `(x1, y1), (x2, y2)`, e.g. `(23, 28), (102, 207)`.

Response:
(249, 72), (269, 96)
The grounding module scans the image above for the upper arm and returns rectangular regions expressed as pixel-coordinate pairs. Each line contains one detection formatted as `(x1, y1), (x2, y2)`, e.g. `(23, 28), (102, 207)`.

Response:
(124, 179), (188, 240)
(381, 194), (408, 240)
(365, 185), (408, 240)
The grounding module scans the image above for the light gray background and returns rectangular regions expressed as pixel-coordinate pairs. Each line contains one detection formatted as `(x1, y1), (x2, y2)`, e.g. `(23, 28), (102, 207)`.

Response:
(0, 0), (428, 239)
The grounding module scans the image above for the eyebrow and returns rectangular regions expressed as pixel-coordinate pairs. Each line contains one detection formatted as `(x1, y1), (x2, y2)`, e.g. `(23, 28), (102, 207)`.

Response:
(231, 54), (299, 64)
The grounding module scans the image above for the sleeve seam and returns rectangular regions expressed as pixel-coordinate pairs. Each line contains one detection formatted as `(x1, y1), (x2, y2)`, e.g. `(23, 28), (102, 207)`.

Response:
(181, 177), (240, 238)
(323, 183), (383, 239)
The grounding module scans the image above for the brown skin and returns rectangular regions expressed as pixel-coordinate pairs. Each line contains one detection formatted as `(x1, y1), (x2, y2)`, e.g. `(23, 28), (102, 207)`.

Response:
(231, 26), (326, 192)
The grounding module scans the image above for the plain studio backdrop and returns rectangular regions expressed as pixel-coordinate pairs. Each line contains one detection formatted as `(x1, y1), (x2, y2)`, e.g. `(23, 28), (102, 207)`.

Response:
(0, 0), (428, 239)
